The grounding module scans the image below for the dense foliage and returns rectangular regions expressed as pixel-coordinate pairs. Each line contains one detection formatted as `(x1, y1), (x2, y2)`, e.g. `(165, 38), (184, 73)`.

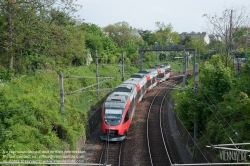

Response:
(174, 55), (250, 161)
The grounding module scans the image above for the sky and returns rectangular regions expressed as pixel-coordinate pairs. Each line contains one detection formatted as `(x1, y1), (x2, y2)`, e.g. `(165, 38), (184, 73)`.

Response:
(75, 0), (250, 34)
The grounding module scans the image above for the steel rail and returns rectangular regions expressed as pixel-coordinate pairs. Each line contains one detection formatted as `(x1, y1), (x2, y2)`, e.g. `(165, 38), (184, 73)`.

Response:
(146, 78), (179, 165)
(98, 140), (123, 166)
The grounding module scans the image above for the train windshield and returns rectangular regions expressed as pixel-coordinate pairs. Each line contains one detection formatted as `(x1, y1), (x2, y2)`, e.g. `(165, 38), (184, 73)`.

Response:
(104, 108), (123, 125)
(105, 108), (122, 119)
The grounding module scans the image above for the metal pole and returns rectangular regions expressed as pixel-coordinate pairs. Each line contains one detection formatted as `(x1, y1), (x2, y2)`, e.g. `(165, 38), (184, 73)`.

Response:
(59, 71), (64, 113)
(192, 62), (199, 160)
(194, 63), (199, 140)
(193, 50), (198, 140)
(95, 50), (99, 98)
(195, 63), (199, 89)
(122, 53), (125, 81)
(237, 57), (240, 74)
(193, 50), (196, 82)
(229, 10), (233, 66)
(182, 50), (187, 87)
(156, 52), (158, 65)
(155, 42), (158, 65)
(139, 51), (143, 71)
(245, 30), (248, 60)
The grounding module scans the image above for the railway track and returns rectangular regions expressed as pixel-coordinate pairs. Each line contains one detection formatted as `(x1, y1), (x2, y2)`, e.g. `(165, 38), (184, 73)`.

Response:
(99, 140), (123, 166)
(147, 78), (180, 166)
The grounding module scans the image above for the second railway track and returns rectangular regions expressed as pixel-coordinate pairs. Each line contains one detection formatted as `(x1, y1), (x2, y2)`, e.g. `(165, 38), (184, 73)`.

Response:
(147, 78), (180, 166)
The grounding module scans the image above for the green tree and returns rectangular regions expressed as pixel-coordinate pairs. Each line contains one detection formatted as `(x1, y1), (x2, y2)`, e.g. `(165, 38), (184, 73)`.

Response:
(141, 31), (155, 46)
(200, 55), (232, 102)
(207, 39), (225, 54)
(121, 40), (138, 63)
(81, 23), (118, 64)
(175, 54), (233, 139)
(152, 22), (181, 46)
(103, 21), (142, 47)
(0, 0), (85, 73)
(186, 37), (208, 60)
(204, 61), (250, 143)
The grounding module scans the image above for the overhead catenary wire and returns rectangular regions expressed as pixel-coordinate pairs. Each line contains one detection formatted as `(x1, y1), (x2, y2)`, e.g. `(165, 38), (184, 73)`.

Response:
(65, 78), (115, 95)
(197, 94), (243, 151)
(197, 93), (245, 152)
(200, 93), (249, 154)
(209, 143), (250, 147)
(203, 93), (239, 136)
(78, 88), (114, 93)
(64, 75), (115, 79)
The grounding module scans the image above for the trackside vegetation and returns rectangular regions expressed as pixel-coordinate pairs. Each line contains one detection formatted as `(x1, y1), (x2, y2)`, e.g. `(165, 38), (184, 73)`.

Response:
(173, 55), (250, 161)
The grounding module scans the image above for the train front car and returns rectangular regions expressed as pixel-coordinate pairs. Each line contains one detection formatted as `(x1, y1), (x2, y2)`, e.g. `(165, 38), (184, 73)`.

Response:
(100, 84), (136, 141)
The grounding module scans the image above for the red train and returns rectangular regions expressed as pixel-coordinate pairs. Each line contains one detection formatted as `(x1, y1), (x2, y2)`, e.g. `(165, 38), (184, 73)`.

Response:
(100, 63), (172, 141)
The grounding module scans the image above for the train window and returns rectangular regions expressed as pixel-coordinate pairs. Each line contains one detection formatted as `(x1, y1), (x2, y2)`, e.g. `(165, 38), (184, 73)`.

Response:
(146, 81), (150, 88)
(152, 77), (155, 84)
(105, 108), (122, 114)
(142, 84), (145, 94)
(104, 108), (123, 120)
(124, 111), (129, 123)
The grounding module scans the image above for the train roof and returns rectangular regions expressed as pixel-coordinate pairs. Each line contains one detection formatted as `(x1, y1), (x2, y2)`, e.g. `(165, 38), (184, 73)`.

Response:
(123, 78), (142, 85)
(139, 68), (157, 74)
(144, 68), (158, 74)
(162, 63), (171, 67)
(105, 92), (128, 103)
(114, 83), (135, 93)
(131, 73), (146, 78)
(155, 64), (165, 68)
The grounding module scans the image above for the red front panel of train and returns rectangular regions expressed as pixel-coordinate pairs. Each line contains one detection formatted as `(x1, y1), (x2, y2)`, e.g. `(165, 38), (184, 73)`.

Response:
(101, 100), (131, 136)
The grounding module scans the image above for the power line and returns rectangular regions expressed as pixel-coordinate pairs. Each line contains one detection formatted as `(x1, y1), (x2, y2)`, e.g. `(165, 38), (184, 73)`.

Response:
(77, 88), (114, 93)
(199, 94), (238, 147)
(64, 75), (115, 79)
(65, 78), (114, 95)
(204, 94), (238, 136)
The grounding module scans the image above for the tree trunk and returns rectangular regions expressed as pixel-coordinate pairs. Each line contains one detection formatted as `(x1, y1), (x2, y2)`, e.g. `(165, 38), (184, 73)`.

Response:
(7, 1), (14, 69)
